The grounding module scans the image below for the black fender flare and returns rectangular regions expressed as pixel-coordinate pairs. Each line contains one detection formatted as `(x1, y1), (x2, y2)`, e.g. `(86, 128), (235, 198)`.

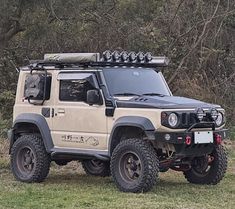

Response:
(108, 116), (156, 156)
(11, 113), (54, 153)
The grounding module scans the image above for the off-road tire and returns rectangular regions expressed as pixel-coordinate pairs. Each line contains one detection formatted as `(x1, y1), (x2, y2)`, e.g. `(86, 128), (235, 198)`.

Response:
(82, 160), (110, 177)
(111, 138), (159, 193)
(159, 167), (169, 172)
(54, 160), (70, 166)
(184, 145), (227, 185)
(11, 134), (51, 183)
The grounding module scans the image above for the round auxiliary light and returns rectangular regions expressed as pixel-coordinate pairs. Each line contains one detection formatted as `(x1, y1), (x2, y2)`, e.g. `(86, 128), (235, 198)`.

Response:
(196, 107), (206, 121)
(215, 112), (223, 126)
(145, 52), (152, 62)
(102, 50), (112, 61)
(215, 134), (222, 145)
(112, 51), (120, 61)
(168, 113), (178, 128)
(165, 134), (171, 141)
(128, 51), (137, 62)
(120, 51), (129, 62)
(210, 108), (218, 121)
(137, 52), (145, 62)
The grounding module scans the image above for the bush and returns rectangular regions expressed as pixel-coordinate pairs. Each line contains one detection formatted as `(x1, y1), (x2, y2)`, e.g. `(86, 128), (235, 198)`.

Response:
(0, 91), (14, 137)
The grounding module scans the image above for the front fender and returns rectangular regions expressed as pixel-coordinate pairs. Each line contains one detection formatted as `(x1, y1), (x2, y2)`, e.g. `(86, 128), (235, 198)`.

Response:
(108, 116), (155, 155)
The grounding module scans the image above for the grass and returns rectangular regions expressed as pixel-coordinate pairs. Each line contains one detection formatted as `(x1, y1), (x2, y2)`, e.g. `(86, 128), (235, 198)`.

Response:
(0, 139), (235, 209)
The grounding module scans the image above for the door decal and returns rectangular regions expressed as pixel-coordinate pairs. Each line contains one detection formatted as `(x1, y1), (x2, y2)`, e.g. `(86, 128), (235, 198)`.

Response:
(61, 135), (99, 146)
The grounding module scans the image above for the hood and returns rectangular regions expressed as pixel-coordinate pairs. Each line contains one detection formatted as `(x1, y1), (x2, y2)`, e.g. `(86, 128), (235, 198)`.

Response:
(116, 95), (221, 109)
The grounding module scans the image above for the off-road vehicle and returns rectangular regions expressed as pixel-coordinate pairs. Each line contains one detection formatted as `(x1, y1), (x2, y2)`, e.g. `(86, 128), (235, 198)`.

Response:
(8, 51), (228, 193)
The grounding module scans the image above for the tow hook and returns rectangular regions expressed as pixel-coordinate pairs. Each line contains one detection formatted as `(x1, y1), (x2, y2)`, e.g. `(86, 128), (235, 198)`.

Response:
(208, 155), (214, 164)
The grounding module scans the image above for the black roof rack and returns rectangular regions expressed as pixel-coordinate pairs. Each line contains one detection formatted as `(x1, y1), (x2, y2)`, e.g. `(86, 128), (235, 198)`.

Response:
(25, 61), (167, 71)
(21, 52), (169, 71)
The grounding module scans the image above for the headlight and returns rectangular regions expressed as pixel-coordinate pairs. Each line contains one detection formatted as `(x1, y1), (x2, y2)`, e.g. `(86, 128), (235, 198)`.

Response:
(168, 113), (178, 127)
(215, 112), (223, 126)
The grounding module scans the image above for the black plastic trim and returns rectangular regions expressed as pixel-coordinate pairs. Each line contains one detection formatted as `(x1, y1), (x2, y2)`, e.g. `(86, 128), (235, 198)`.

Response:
(108, 116), (155, 155)
(51, 148), (109, 161)
(12, 113), (54, 152)
(112, 116), (155, 131)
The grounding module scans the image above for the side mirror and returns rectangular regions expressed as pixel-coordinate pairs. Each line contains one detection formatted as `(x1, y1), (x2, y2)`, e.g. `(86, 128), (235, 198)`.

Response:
(87, 89), (102, 105)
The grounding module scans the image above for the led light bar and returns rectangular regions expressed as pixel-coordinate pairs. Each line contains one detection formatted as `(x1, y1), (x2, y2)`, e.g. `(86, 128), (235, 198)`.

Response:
(120, 51), (128, 62)
(145, 52), (152, 62)
(137, 52), (145, 62)
(112, 51), (120, 61)
(103, 50), (112, 61)
(129, 51), (137, 62)
(36, 51), (169, 69)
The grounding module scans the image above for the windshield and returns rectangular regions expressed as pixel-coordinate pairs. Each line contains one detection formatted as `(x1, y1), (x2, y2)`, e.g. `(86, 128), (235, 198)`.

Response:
(103, 68), (171, 96)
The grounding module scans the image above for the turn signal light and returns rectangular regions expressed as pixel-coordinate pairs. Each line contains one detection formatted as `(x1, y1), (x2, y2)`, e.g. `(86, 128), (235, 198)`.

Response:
(215, 134), (222, 145)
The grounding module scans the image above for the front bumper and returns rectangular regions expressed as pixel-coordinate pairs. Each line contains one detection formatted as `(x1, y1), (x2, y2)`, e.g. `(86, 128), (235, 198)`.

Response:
(155, 129), (228, 156)
(155, 129), (228, 145)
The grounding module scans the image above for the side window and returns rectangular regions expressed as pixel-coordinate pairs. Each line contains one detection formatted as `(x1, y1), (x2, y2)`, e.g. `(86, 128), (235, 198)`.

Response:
(59, 74), (96, 102)
(24, 73), (52, 100)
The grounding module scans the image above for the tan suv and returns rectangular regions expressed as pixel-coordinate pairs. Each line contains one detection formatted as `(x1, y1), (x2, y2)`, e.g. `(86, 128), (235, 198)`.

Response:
(8, 51), (228, 193)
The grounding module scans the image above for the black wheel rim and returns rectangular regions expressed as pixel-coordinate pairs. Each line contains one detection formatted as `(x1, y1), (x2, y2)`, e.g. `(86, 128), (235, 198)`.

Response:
(90, 160), (104, 168)
(119, 151), (142, 183)
(191, 155), (213, 177)
(16, 146), (36, 176)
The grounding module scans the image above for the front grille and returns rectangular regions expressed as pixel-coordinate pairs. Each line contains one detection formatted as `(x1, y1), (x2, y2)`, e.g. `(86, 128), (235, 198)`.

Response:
(181, 113), (187, 125)
(162, 111), (214, 129)
(182, 112), (213, 128)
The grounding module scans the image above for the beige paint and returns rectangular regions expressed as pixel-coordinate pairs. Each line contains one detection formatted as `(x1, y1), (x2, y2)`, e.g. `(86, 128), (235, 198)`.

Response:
(14, 69), (225, 152)
(51, 71), (108, 150)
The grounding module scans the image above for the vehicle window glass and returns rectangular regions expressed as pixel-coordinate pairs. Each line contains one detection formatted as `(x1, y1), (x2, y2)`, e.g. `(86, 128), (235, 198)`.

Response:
(102, 68), (170, 96)
(58, 73), (94, 81)
(59, 79), (95, 102)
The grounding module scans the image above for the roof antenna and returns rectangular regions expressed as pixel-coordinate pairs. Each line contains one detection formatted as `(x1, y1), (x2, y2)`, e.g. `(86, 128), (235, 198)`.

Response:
(9, 59), (20, 73)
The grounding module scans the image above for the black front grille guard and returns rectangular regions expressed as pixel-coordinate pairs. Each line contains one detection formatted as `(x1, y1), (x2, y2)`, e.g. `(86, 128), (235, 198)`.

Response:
(186, 121), (216, 132)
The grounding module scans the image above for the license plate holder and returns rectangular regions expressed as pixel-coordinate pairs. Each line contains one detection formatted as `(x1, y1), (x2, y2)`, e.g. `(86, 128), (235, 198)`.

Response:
(194, 131), (213, 144)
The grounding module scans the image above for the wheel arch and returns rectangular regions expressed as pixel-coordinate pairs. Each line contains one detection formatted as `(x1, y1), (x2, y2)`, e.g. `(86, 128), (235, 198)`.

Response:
(108, 116), (155, 156)
(10, 113), (54, 153)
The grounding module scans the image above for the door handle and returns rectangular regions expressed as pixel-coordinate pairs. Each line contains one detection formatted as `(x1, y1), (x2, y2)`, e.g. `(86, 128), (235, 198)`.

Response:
(58, 108), (65, 114)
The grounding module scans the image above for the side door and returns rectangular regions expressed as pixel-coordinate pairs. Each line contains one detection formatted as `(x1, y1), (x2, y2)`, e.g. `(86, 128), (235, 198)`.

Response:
(50, 71), (108, 151)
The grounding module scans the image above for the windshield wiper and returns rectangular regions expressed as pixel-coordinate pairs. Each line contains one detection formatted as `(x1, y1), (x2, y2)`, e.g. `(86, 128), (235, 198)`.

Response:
(141, 93), (166, 97)
(113, 93), (140, 96)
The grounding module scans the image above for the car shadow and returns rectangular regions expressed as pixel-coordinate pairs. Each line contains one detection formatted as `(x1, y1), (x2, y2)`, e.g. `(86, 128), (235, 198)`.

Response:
(44, 170), (191, 192)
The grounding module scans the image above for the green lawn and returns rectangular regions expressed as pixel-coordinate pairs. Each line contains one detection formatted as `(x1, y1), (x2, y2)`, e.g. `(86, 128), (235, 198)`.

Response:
(0, 140), (234, 209)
